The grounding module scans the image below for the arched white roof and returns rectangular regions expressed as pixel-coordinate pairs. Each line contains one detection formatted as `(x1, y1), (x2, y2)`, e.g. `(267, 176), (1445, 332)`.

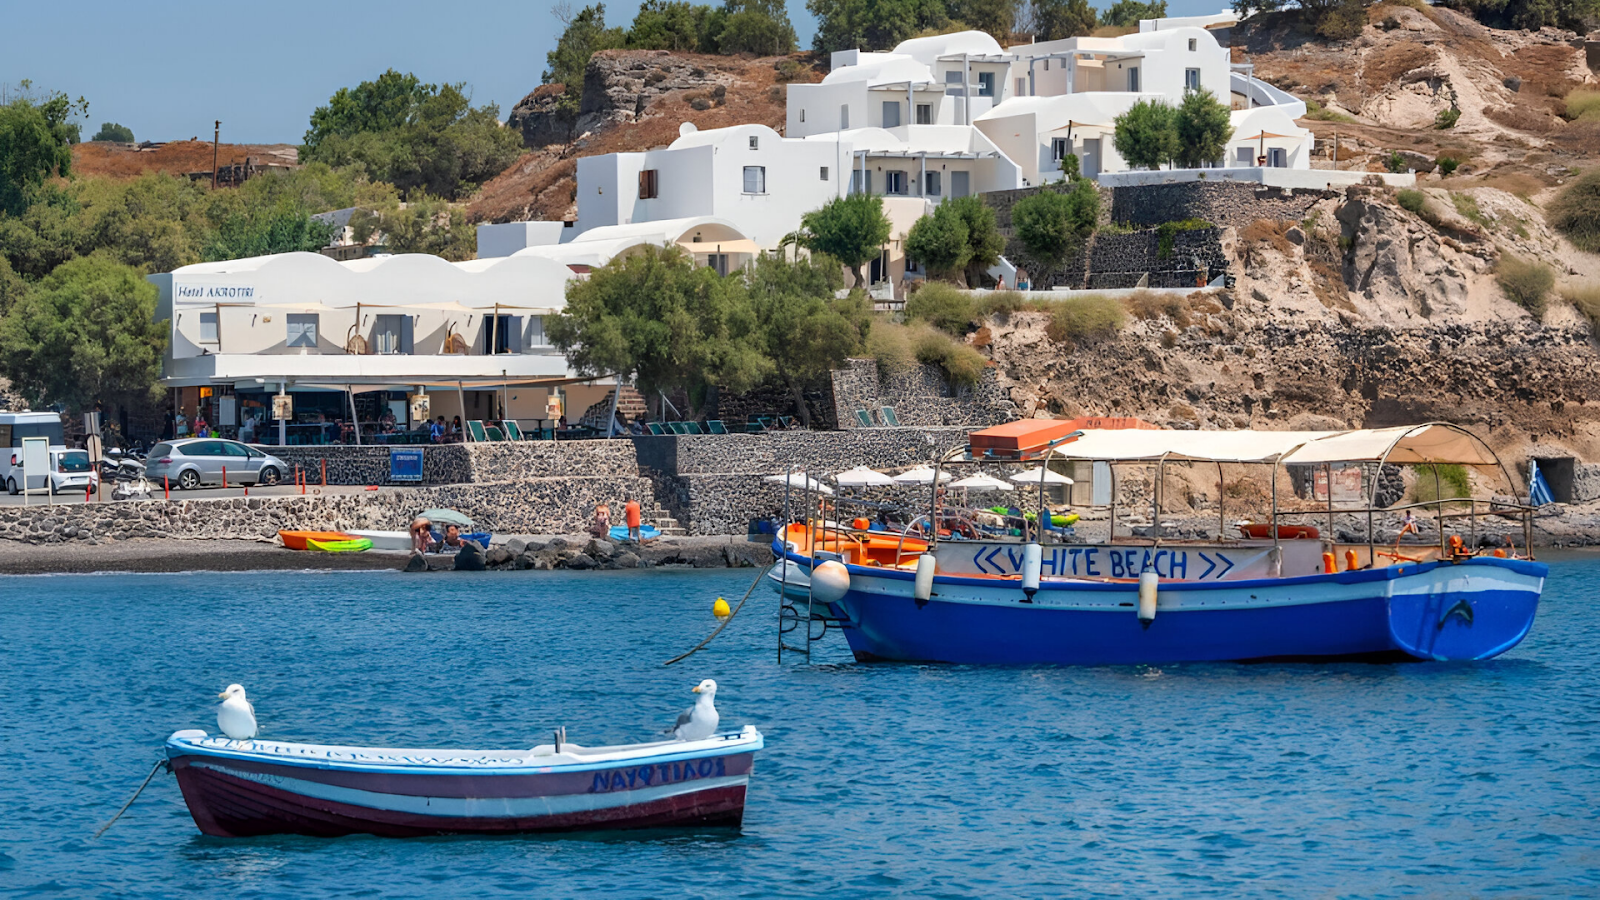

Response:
(821, 54), (935, 87)
(892, 30), (1006, 68)
(512, 216), (755, 268)
(165, 251), (574, 310)
(669, 123), (783, 150)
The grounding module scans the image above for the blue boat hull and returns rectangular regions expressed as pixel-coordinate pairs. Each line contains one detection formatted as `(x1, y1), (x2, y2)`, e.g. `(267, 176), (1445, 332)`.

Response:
(779, 550), (1544, 665)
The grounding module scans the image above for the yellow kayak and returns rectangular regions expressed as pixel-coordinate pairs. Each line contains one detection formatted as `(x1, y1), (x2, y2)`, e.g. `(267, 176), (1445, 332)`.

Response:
(306, 538), (373, 553)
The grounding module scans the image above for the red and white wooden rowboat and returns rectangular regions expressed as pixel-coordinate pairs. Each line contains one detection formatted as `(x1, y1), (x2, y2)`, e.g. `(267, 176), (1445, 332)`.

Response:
(165, 727), (763, 837)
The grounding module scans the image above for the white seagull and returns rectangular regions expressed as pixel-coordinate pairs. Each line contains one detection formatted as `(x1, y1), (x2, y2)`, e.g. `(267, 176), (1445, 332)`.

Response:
(217, 684), (258, 741)
(667, 679), (719, 742)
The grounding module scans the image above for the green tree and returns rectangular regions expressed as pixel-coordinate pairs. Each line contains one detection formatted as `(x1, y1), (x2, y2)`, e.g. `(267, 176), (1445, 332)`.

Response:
(947, 194), (1004, 287)
(1030, 0), (1097, 40)
(75, 173), (212, 274)
(0, 255), (25, 315)
(1440, 0), (1600, 31)
(807, 0), (949, 53)
(627, 0), (707, 50)
(745, 252), (866, 425)
(1113, 98), (1180, 170)
(718, 0), (800, 55)
(905, 203), (970, 283)
(202, 197), (338, 262)
(301, 70), (523, 199)
(947, 0), (1017, 39)
(547, 245), (769, 411)
(0, 184), (82, 278)
(1173, 87), (1232, 169)
(91, 122), (135, 143)
(1099, 0), (1167, 26)
(0, 253), (166, 419)
(377, 194), (476, 260)
(1013, 180), (1099, 283)
(0, 85), (87, 216)
(800, 193), (892, 288)
(545, 4), (627, 108)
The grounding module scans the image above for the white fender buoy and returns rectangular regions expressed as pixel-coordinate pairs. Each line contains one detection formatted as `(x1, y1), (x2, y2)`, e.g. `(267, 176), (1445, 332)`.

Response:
(914, 553), (937, 602)
(1138, 570), (1159, 628)
(810, 560), (851, 603)
(1021, 542), (1042, 601)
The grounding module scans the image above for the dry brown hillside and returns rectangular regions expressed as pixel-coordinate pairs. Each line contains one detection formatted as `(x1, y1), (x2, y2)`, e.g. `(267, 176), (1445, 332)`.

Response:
(72, 140), (300, 179)
(467, 50), (822, 224)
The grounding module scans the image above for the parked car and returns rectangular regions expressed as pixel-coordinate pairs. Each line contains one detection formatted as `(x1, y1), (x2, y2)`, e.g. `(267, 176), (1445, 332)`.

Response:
(4, 448), (99, 495)
(143, 439), (288, 489)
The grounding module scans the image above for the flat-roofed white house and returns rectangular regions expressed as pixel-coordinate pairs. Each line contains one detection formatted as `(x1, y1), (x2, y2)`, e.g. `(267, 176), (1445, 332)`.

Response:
(148, 252), (620, 444)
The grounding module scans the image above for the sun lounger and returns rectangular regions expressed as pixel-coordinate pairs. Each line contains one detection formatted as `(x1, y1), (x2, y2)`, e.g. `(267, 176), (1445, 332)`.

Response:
(880, 406), (902, 427)
(467, 420), (490, 442)
(855, 409), (875, 427)
(684, 422), (704, 435)
(501, 420), (525, 440)
(648, 422), (667, 436)
(706, 420), (728, 434)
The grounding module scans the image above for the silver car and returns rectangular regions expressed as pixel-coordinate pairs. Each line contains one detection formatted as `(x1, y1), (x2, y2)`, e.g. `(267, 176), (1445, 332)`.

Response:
(145, 439), (288, 489)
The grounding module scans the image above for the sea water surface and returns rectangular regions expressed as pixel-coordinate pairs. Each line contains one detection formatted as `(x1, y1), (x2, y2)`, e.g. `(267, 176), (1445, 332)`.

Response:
(2, 555), (1598, 898)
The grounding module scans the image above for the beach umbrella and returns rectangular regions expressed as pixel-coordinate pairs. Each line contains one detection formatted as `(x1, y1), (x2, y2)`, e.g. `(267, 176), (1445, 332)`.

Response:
(891, 466), (952, 485)
(834, 465), (895, 487)
(419, 507), (474, 527)
(1009, 467), (1074, 485)
(950, 473), (1015, 491)
(763, 472), (834, 495)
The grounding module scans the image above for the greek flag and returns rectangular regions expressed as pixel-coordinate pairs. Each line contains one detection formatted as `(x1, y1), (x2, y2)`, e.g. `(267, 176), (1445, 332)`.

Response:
(1529, 461), (1555, 506)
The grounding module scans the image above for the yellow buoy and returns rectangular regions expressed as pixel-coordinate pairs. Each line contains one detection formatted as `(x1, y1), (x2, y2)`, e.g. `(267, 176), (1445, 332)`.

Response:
(712, 597), (731, 619)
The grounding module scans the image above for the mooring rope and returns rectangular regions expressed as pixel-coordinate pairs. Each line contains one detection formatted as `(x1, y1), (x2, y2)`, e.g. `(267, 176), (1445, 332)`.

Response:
(93, 757), (167, 839)
(663, 563), (772, 666)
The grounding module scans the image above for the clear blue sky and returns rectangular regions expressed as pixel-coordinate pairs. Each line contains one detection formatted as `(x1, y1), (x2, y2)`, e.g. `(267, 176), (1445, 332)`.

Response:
(6, 0), (1218, 145)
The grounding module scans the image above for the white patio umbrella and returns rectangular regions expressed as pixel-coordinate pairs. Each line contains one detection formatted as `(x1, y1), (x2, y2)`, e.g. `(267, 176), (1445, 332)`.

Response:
(763, 472), (834, 495)
(1009, 467), (1075, 485)
(949, 473), (1015, 491)
(892, 466), (953, 485)
(834, 465), (895, 487)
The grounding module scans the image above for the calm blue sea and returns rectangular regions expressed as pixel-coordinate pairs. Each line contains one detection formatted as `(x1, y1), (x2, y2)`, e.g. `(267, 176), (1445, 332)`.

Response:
(2, 555), (1598, 899)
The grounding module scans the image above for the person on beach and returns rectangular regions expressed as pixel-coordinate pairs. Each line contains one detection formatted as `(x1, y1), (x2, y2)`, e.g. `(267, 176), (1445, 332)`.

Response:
(430, 416), (446, 443)
(410, 517), (434, 553)
(589, 503), (611, 538)
(451, 416), (464, 442)
(175, 412), (189, 438)
(193, 414), (209, 438)
(443, 523), (464, 549)
(624, 497), (642, 542)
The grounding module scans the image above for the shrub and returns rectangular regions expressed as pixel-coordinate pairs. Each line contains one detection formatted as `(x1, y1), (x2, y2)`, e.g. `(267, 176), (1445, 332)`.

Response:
(775, 59), (811, 83)
(1496, 255), (1554, 317)
(911, 325), (987, 388)
(865, 320), (915, 378)
(974, 290), (1026, 317)
(1437, 156), (1460, 176)
(1124, 289), (1191, 328)
(1043, 295), (1125, 345)
(1412, 464), (1472, 505)
(1396, 189), (1426, 214)
(1434, 107), (1460, 129)
(904, 282), (976, 335)
(1548, 168), (1600, 253)
(1155, 218), (1211, 258)
(1563, 88), (1600, 122)
(1451, 192), (1488, 227)
(1562, 283), (1600, 335)
(1386, 151), (1408, 173)
(1304, 100), (1355, 123)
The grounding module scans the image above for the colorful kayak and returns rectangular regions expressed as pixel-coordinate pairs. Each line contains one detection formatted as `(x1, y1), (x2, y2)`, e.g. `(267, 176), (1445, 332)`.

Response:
(306, 538), (372, 553)
(165, 726), (764, 837)
(279, 530), (354, 551)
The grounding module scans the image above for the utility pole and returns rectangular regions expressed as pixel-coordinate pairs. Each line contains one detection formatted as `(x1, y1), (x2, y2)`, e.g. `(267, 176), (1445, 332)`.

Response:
(212, 120), (220, 189)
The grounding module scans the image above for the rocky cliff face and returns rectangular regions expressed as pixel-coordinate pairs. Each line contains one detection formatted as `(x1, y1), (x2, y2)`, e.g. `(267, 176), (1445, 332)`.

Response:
(472, 50), (817, 223)
(984, 185), (1600, 463)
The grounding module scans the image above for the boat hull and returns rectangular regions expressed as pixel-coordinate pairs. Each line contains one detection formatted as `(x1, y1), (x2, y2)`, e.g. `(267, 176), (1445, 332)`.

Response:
(166, 732), (759, 838)
(777, 549), (1544, 665)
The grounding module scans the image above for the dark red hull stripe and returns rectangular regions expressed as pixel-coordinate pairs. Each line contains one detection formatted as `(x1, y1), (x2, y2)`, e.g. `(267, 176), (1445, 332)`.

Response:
(169, 752), (755, 797)
(174, 765), (747, 837)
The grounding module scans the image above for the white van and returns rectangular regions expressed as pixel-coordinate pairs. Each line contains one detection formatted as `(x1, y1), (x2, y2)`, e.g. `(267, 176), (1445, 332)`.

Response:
(4, 447), (98, 495)
(0, 411), (70, 494)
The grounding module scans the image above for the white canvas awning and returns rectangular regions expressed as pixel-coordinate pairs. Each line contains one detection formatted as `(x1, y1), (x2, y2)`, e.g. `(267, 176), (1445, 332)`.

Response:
(950, 473), (1014, 491)
(1009, 467), (1074, 485)
(835, 465), (896, 487)
(764, 472), (834, 494)
(892, 466), (953, 485)
(1281, 424), (1502, 466)
(1054, 429), (1337, 464)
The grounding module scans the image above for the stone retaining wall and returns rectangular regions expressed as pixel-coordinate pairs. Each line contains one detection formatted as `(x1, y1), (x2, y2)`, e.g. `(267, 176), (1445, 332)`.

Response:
(260, 440), (642, 486)
(0, 476), (662, 544)
(1111, 181), (1335, 229)
(1086, 228), (1230, 290)
(830, 359), (1015, 430)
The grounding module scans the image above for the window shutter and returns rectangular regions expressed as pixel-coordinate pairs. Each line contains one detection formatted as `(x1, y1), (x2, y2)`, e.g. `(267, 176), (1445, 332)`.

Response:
(401, 315), (414, 354)
(509, 317), (523, 353)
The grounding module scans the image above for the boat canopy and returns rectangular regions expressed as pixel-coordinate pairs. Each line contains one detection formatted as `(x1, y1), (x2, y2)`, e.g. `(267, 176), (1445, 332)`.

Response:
(1050, 429), (1337, 464)
(1278, 424), (1501, 466)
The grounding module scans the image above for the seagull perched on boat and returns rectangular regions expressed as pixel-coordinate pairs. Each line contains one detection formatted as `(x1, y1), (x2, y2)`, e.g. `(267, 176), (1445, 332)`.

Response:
(667, 679), (719, 741)
(217, 684), (257, 741)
